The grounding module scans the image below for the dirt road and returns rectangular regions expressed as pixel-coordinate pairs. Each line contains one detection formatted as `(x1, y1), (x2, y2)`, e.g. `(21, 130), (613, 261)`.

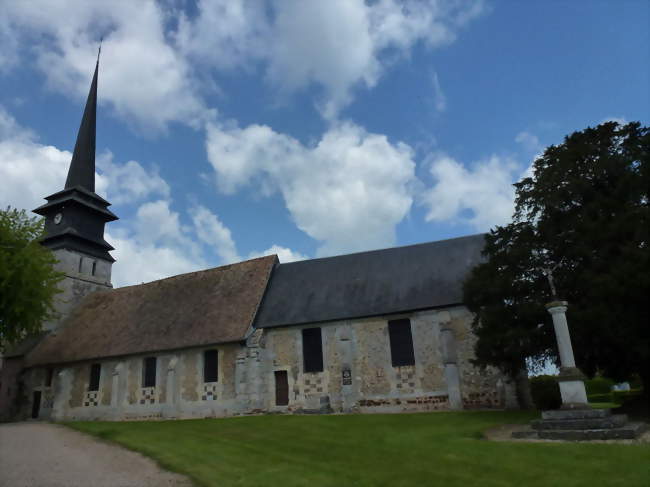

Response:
(0, 422), (192, 487)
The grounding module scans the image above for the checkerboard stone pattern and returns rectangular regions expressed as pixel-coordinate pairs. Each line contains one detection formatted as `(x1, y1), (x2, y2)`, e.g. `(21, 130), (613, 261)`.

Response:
(84, 391), (99, 407)
(202, 382), (218, 401)
(43, 391), (54, 409)
(139, 387), (156, 405)
(303, 374), (326, 395)
(396, 366), (416, 393)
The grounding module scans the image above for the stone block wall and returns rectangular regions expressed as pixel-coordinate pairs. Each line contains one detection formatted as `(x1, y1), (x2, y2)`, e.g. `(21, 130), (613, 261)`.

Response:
(17, 305), (517, 422)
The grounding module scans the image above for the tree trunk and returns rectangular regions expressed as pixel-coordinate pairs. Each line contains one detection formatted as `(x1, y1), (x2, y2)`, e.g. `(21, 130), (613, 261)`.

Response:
(515, 368), (535, 409)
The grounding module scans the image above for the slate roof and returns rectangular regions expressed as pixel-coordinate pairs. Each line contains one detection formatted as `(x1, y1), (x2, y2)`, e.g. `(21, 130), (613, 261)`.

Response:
(254, 234), (486, 329)
(26, 255), (278, 366)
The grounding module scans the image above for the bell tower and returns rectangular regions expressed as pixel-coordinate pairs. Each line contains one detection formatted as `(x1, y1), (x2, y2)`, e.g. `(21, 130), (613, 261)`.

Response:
(33, 49), (118, 330)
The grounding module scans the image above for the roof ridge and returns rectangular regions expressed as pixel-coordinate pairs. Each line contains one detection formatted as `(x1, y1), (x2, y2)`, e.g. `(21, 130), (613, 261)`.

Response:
(277, 233), (486, 267)
(113, 254), (278, 290)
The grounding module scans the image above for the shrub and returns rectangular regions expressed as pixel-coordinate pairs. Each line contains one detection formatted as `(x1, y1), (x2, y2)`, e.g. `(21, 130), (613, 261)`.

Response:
(588, 393), (613, 403)
(585, 377), (615, 395)
(529, 375), (561, 410)
(612, 389), (643, 405)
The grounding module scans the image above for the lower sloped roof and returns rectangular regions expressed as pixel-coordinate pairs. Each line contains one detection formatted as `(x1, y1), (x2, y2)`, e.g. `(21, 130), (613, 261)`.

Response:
(254, 234), (486, 328)
(26, 255), (277, 366)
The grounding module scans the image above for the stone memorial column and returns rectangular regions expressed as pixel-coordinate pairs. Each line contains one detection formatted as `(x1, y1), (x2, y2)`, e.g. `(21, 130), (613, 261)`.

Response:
(545, 301), (589, 408)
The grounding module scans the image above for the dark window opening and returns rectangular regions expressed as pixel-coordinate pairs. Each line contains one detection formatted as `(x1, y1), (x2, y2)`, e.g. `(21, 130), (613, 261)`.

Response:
(91, 261), (97, 276)
(388, 319), (415, 367)
(89, 363), (101, 391)
(143, 357), (157, 388)
(275, 370), (289, 406)
(203, 350), (219, 383)
(302, 327), (324, 373)
(78, 257), (83, 273)
(32, 391), (41, 419)
(45, 368), (54, 387)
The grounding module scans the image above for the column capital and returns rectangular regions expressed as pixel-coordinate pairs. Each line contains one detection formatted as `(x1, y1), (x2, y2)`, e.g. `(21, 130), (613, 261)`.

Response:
(545, 300), (568, 312)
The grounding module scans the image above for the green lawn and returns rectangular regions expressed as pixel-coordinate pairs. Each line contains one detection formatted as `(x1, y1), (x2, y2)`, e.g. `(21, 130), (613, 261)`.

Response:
(66, 411), (649, 487)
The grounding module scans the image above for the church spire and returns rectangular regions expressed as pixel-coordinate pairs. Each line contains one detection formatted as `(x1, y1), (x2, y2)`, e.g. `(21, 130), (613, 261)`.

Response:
(34, 44), (117, 264)
(64, 47), (100, 191)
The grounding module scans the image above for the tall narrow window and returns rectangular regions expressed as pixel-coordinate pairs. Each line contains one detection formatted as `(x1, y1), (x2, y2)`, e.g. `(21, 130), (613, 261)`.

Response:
(275, 371), (289, 406)
(78, 257), (83, 273)
(91, 261), (97, 276)
(45, 368), (54, 387)
(302, 327), (324, 373)
(88, 363), (101, 391)
(143, 357), (157, 388)
(388, 319), (415, 367)
(203, 350), (219, 383)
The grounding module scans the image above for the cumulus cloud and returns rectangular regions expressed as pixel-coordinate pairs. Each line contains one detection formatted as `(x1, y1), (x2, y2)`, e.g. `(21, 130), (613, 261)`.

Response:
(177, 0), (485, 120)
(189, 205), (240, 264)
(96, 153), (170, 205)
(0, 107), (71, 211)
(3, 0), (209, 131)
(422, 153), (523, 231)
(266, 0), (483, 119)
(248, 245), (308, 263)
(205, 121), (416, 256)
(0, 106), (171, 212)
(515, 131), (541, 153)
(107, 230), (205, 288)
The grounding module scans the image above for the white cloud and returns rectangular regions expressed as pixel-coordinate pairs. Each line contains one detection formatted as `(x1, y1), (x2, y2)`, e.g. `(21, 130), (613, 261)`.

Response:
(0, 106), (171, 212)
(422, 153), (523, 231)
(0, 106), (70, 211)
(96, 152), (170, 205)
(3, 0), (209, 132)
(515, 131), (541, 153)
(430, 71), (447, 113)
(266, 0), (483, 119)
(3, 1), (484, 127)
(107, 230), (205, 288)
(176, 0), (485, 120)
(248, 245), (308, 263)
(205, 120), (415, 256)
(189, 205), (240, 264)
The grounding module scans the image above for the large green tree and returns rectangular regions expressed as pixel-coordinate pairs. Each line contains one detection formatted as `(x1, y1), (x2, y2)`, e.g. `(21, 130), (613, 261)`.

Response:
(0, 207), (63, 348)
(463, 121), (649, 394)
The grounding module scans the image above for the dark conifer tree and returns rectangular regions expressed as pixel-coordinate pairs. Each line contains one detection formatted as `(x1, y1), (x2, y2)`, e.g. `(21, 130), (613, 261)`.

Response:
(463, 121), (649, 398)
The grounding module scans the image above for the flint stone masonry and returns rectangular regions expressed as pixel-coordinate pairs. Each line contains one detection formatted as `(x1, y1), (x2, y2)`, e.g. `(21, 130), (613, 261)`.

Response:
(17, 306), (517, 421)
(42, 249), (113, 332)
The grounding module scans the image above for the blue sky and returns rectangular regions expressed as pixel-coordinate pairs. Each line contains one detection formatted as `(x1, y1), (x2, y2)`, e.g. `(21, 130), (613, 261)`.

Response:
(1, 0), (648, 287)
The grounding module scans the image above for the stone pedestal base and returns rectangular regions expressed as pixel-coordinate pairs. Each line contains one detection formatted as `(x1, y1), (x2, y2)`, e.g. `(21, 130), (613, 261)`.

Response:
(512, 408), (648, 440)
(558, 380), (588, 407)
(557, 366), (589, 408)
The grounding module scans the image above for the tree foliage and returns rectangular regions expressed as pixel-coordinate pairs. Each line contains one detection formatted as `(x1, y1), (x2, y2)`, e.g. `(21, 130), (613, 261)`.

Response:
(463, 121), (649, 388)
(0, 207), (63, 348)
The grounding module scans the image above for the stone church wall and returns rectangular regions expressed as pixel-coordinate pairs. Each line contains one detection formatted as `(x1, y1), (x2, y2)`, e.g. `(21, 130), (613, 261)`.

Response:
(17, 305), (517, 421)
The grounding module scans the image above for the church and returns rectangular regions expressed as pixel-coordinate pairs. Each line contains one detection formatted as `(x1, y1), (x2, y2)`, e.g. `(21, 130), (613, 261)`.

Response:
(0, 59), (518, 422)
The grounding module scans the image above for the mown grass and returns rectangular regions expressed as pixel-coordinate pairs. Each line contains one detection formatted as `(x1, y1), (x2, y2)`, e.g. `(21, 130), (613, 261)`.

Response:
(67, 411), (649, 487)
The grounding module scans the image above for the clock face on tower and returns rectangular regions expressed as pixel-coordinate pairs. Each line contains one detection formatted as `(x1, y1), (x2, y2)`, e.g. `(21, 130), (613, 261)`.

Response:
(54, 213), (63, 225)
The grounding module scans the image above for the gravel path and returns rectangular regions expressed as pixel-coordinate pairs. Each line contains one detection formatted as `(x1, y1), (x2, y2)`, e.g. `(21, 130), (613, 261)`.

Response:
(0, 422), (193, 487)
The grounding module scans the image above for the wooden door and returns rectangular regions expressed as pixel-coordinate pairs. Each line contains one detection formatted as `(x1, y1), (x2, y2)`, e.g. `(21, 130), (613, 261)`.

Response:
(275, 371), (289, 406)
(31, 391), (41, 419)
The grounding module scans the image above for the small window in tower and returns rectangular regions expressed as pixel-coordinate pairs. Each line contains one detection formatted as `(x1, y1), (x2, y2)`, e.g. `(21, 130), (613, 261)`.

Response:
(88, 363), (101, 391)
(142, 357), (157, 388)
(45, 368), (54, 387)
(78, 257), (83, 273)
(203, 350), (219, 383)
(91, 261), (97, 276)
(302, 327), (324, 373)
(388, 319), (416, 367)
